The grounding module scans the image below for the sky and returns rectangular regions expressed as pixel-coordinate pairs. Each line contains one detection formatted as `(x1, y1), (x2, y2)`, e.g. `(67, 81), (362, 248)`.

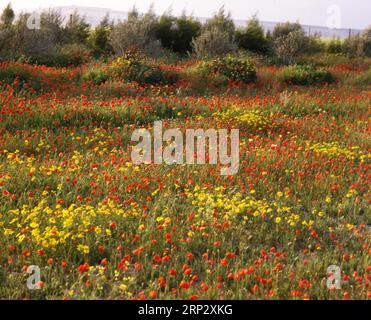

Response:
(1, 0), (370, 29)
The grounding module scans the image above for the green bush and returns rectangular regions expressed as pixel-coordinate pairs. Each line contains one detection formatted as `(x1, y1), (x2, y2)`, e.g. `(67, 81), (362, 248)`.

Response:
(154, 13), (201, 55)
(109, 55), (179, 85)
(199, 55), (257, 83)
(29, 44), (91, 67)
(236, 16), (268, 54)
(82, 67), (110, 85)
(192, 8), (237, 58)
(83, 54), (179, 85)
(326, 38), (344, 54)
(353, 68), (371, 86)
(279, 65), (336, 85)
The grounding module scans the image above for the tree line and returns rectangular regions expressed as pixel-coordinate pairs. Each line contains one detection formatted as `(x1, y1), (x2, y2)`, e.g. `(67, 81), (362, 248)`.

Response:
(0, 3), (370, 66)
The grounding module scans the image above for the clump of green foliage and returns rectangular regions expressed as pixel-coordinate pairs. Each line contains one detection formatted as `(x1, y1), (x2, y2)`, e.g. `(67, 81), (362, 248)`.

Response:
(279, 65), (336, 85)
(198, 55), (257, 83)
(83, 52), (179, 85)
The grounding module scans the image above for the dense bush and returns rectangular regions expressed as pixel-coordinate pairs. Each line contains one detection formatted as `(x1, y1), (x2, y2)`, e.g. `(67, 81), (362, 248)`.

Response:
(353, 68), (371, 86)
(154, 12), (201, 55)
(362, 26), (371, 57)
(272, 22), (303, 40)
(82, 66), (110, 85)
(271, 22), (309, 65)
(32, 44), (91, 67)
(326, 38), (344, 54)
(203, 7), (236, 42)
(89, 15), (114, 57)
(109, 8), (161, 57)
(343, 35), (365, 59)
(236, 16), (268, 54)
(83, 54), (179, 85)
(192, 8), (237, 58)
(198, 55), (257, 83)
(192, 27), (237, 58)
(64, 11), (90, 45)
(279, 65), (335, 85)
(306, 35), (326, 54)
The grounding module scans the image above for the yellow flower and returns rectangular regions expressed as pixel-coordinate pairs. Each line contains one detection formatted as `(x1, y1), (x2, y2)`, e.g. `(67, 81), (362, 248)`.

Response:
(77, 244), (90, 254)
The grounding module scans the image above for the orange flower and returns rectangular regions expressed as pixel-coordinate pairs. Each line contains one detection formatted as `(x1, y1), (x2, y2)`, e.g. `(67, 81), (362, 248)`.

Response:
(77, 263), (90, 273)
(179, 281), (190, 289)
(149, 290), (157, 299)
(158, 276), (166, 287)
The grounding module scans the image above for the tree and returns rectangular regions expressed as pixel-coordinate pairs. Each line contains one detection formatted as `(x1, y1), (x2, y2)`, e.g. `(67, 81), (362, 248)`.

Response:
(192, 26), (237, 58)
(0, 3), (15, 29)
(272, 22), (309, 64)
(155, 10), (201, 54)
(362, 26), (371, 57)
(109, 7), (161, 56)
(40, 9), (65, 44)
(203, 7), (235, 42)
(192, 7), (237, 57)
(174, 13), (201, 54)
(272, 22), (303, 40)
(90, 14), (113, 56)
(236, 15), (268, 54)
(64, 11), (90, 45)
(0, 3), (15, 54)
(343, 35), (365, 60)
(11, 12), (57, 56)
(154, 10), (175, 51)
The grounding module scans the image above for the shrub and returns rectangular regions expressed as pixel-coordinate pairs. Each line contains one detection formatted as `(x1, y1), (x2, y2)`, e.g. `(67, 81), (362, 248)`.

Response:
(362, 26), (371, 57)
(192, 7), (237, 58)
(326, 38), (344, 54)
(236, 16), (268, 54)
(306, 35), (326, 54)
(353, 68), (371, 86)
(343, 35), (365, 59)
(110, 55), (179, 85)
(64, 10), (90, 45)
(192, 27), (237, 58)
(89, 14), (113, 57)
(82, 67), (109, 85)
(83, 54), (179, 85)
(0, 3), (15, 28)
(202, 7), (235, 42)
(29, 44), (91, 67)
(198, 55), (257, 83)
(279, 65), (335, 85)
(154, 12), (201, 55)
(272, 22), (303, 40)
(271, 22), (310, 65)
(273, 30), (309, 65)
(109, 8), (161, 56)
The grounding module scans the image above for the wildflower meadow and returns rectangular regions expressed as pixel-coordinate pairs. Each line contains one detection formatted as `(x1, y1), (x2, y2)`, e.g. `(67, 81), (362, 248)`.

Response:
(0, 2), (370, 301)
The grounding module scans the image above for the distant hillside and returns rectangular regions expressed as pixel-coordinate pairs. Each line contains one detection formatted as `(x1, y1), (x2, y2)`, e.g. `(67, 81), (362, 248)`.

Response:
(19, 5), (363, 39)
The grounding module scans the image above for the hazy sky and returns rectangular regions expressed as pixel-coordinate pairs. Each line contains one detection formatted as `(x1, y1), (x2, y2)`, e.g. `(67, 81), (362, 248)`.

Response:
(2, 0), (370, 29)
